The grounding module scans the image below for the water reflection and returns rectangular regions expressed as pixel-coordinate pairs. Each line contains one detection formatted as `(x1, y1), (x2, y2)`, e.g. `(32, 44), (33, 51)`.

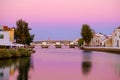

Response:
(0, 57), (32, 80)
(82, 50), (92, 53)
(17, 58), (31, 80)
(1, 47), (120, 80)
(116, 64), (120, 78)
(115, 58), (120, 78)
(82, 50), (92, 75)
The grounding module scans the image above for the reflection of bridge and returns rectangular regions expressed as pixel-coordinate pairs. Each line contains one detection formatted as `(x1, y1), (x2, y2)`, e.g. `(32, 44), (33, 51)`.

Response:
(33, 40), (72, 45)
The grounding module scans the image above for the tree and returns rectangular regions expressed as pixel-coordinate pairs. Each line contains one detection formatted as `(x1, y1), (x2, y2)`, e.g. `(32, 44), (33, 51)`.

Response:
(77, 38), (84, 47)
(15, 19), (34, 45)
(81, 24), (93, 46)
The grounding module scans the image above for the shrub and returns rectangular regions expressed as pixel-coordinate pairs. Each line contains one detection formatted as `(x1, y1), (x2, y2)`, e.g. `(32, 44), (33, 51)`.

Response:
(0, 49), (11, 58)
(0, 45), (6, 49)
(8, 49), (20, 57)
(18, 48), (31, 57)
(0, 48), (31, 59)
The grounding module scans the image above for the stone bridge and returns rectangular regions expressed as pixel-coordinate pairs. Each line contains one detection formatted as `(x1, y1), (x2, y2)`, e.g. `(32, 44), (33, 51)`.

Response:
(33, 40), (73, 45)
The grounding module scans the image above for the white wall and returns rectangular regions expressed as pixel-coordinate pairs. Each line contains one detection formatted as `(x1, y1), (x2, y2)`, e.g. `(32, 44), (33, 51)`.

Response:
(112, 29), (120, 47)
(90, 33), (106, 46)
(0, 31), (11, 44)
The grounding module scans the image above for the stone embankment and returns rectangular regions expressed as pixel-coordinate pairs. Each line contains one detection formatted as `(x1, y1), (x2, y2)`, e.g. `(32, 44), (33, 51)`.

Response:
(82, 47), (120, 54)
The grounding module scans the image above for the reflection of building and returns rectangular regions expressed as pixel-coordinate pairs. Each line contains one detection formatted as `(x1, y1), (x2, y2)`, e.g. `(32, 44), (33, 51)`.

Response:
(0, 57), (32, 80)
(112, 27), (120, 47)
(0, 26), (14, 45)
(0, 68), (10, 80)
(115, 57), (120, 78)
(116, 64), (120, 77)
(9, 65), (15, 76)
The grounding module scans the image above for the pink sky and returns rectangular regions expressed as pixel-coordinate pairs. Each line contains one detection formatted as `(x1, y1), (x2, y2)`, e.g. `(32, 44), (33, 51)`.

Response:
(0, 0), (120, 40)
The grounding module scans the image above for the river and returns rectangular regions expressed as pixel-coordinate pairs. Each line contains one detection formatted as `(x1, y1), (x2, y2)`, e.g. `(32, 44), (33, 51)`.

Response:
(0, 45), (120, 80)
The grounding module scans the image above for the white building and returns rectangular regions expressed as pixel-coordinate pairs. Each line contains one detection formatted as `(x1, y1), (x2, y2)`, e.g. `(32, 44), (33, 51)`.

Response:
(0, 25), (3, 30)
(112, 27), (120, 47)
(90, 33), (106, 46)
(74, 38), (79, 45)
(102, 35), (112, 47)
(0, 31), (12, 45)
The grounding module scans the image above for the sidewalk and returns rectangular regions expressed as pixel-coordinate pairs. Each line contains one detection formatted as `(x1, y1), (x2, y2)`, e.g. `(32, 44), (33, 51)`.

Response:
(82, 47), (120, 54)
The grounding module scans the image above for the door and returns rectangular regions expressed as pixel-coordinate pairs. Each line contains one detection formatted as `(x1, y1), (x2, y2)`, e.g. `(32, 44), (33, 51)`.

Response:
(117, 40), (119, 47)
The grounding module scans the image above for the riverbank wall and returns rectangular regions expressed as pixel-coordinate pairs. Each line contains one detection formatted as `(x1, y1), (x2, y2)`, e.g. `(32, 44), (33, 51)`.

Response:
(82, 47), (120, 54)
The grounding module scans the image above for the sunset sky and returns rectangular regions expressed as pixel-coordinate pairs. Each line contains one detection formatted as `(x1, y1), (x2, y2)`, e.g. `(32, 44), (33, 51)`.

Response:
(0, 0), (120, 41)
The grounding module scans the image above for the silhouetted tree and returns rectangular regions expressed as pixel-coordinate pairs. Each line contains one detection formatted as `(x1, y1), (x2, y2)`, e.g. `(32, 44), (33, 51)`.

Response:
(81, 24), (93, 46)
(15, 19), (34, 45)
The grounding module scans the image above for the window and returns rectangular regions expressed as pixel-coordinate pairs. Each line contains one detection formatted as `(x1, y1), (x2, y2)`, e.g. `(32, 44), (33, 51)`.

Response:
(0, 34), (4, 39)
(98, 40), (100, 43)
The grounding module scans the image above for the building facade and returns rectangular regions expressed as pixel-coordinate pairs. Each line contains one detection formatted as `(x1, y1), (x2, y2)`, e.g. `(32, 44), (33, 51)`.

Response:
(112, 27), (120, 47)
(4, 27), (14, 43)
(90, 33), (106, 46)
(103, 36), (112, 47)
(0, 26), (14, 45)
(0, 31), (11, 44)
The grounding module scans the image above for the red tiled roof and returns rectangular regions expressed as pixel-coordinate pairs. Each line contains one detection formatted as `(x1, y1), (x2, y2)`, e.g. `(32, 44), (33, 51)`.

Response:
(3, 26), (10, 30)
(117, 26), (120, 29)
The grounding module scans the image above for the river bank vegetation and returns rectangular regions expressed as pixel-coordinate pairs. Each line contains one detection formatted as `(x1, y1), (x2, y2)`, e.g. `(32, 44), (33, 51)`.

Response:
(0, 48), (31, 59)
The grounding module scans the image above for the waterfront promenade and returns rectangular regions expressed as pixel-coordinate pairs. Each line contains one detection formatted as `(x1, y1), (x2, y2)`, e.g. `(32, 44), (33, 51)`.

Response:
(82, 47), (120, 54)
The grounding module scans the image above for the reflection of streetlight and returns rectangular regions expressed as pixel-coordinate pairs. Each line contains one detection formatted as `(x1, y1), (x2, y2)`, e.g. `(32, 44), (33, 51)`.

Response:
(81, 50), (92, 75)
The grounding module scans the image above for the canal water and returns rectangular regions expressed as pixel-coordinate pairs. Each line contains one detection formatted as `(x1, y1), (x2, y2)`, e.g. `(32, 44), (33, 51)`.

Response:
(0, 46), (120, 80)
